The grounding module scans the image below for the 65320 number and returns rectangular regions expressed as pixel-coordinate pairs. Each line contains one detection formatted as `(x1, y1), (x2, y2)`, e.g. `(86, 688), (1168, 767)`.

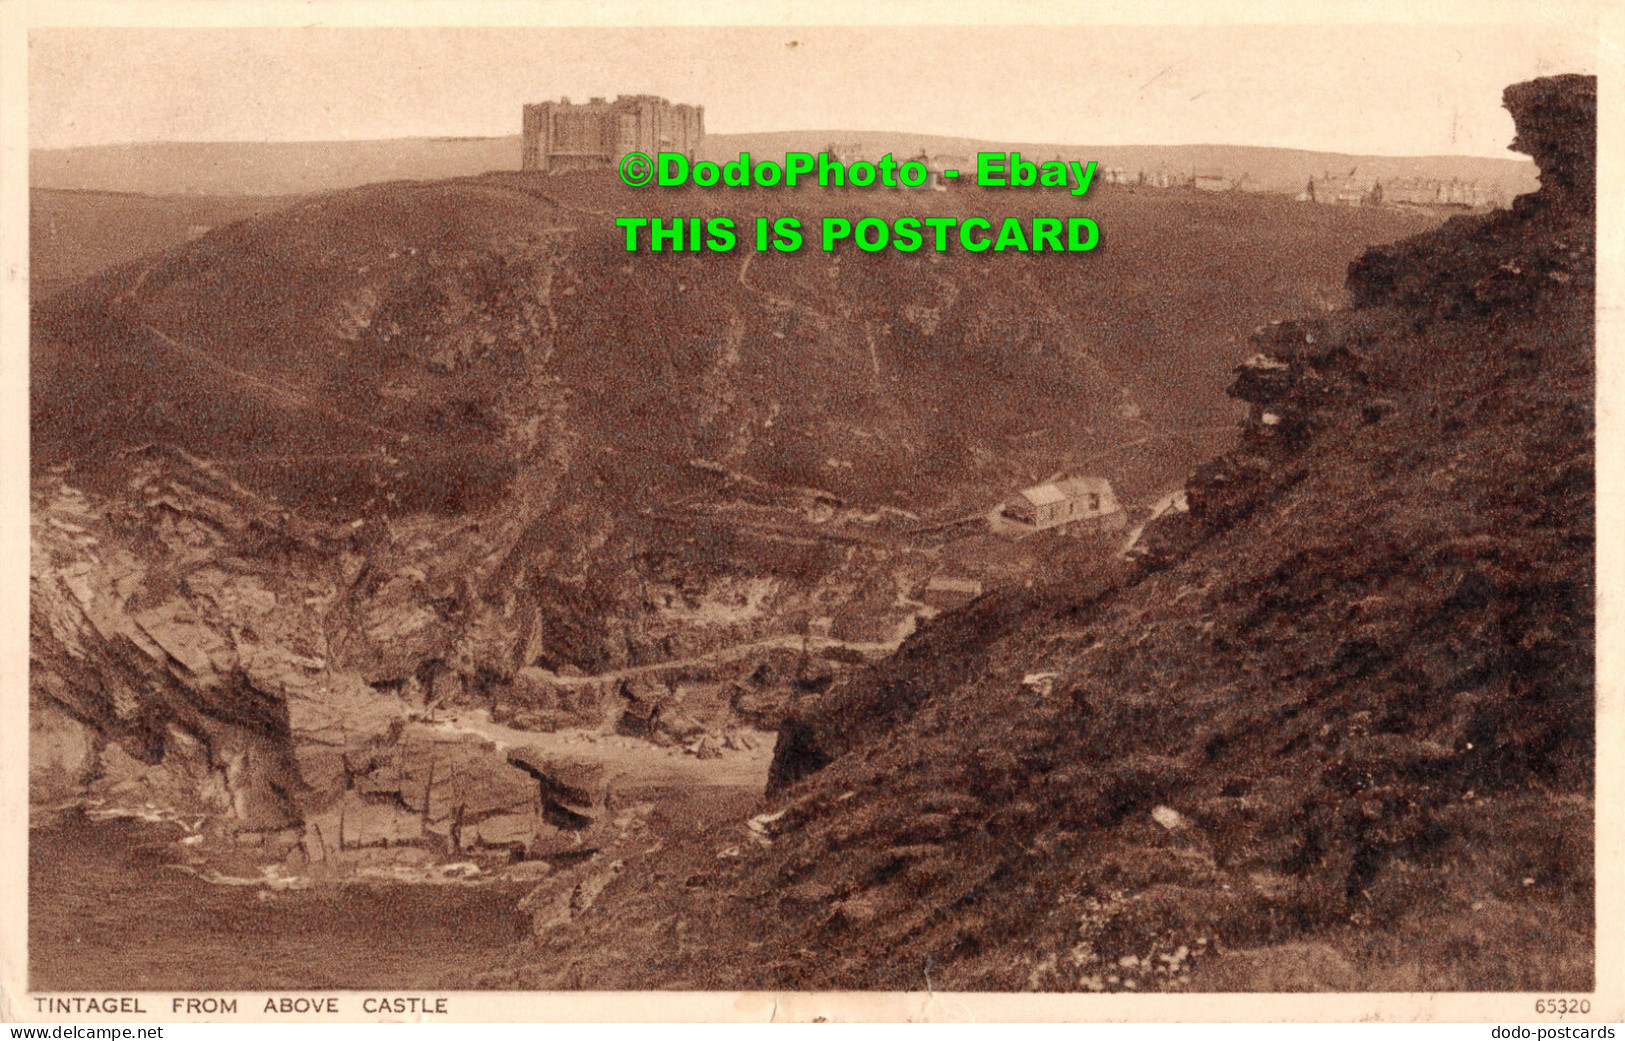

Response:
(1535, 998), (1591, 1015)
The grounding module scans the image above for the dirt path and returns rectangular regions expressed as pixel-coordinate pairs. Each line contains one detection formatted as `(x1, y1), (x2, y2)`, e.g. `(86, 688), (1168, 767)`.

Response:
(530, 631), (905, 691)
(420, 712), (777, 789)
(1070, 423), (1237, 467)
(140, 323), (411, 442)
(645, 507), (899, 548)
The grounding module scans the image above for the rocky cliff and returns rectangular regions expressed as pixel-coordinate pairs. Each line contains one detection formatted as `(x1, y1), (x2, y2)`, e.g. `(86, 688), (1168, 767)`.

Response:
(508, 74), (1595, 992)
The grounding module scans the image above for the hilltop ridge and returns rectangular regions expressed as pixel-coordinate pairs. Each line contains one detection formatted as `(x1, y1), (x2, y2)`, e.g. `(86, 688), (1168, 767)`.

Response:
(31, 132), (1537, 200)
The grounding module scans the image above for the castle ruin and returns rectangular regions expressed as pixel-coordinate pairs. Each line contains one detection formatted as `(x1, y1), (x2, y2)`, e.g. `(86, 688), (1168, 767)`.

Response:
(521, 95), (705, 173)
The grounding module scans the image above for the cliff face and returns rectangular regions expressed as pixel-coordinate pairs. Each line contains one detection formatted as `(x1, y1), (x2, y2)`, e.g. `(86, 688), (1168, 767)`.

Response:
(515, 75), (1595, 992)
(29, 448), (561, 860)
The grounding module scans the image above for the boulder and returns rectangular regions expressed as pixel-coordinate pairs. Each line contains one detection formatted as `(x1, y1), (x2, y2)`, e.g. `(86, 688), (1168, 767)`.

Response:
(614, 674), (673, 736)
(506, 748), (610, 830)
(686, 734), (724, 760)
(513, 667), (571, 708)
(303, 793), (426, 856)
(729, 684), (788, 729)
(1021, 671), (1060, 699)
(29, 699), (97, 803)
(357, 729), (538, 825)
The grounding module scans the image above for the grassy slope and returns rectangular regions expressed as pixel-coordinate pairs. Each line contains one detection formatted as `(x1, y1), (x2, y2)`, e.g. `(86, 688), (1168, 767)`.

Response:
(32, 171), (1435, 519)
(29, 190), (299, 302)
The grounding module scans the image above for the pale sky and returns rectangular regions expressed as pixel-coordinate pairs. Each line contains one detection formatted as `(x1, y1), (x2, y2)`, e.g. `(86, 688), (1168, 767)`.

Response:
(29, 24), (1597, 157)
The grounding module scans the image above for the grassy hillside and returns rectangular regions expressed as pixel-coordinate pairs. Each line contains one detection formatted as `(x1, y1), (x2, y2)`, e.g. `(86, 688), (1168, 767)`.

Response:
(30, 189), (299, 302)
(33, 169), (1436, 519)
(30, 137), (520, 197)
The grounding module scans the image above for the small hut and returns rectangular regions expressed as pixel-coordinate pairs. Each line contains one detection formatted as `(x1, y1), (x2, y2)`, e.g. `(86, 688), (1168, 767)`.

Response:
(1003, 476), (1125, 533)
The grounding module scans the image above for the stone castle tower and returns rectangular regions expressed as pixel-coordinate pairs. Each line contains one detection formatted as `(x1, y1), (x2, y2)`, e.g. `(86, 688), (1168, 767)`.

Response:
(521, 95), (704, 173)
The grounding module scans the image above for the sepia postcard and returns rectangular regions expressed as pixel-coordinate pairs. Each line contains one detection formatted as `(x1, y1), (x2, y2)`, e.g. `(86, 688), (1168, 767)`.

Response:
(3, 0), (1620, 1024)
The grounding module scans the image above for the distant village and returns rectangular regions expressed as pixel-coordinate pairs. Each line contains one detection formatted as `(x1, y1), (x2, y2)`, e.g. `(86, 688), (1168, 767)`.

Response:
(522, 94), (1515, 212)
(1098, 166), (1507, 210)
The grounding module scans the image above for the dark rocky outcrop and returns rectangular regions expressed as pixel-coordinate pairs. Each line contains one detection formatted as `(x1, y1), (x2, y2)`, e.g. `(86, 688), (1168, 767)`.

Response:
(1504, 73), (1595, 209)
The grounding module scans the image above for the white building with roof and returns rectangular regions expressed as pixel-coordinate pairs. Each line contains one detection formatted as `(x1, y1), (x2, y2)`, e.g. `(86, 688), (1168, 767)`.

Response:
(1002, 476), (1124, 532)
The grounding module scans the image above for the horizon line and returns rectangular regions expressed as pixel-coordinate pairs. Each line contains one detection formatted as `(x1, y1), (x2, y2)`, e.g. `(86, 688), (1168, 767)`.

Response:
(28, 133), (1533, 165)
